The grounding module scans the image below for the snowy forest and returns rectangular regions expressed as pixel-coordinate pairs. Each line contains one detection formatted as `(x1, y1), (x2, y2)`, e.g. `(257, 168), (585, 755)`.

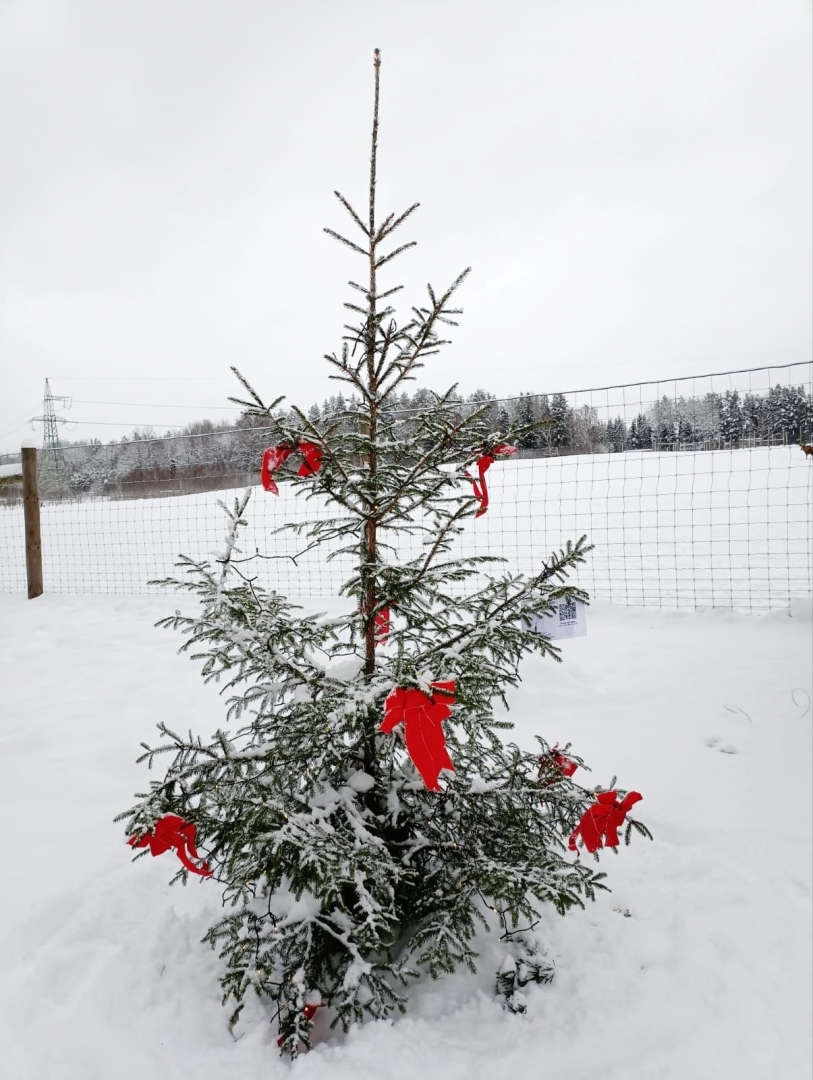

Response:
(4, 381), (812, 500)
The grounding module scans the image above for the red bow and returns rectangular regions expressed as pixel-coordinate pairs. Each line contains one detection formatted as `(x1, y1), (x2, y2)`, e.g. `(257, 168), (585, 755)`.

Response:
(467, 444), (517, 517)
(261, 441), (323, 495)
(380, 681), (456, 791)
(568, 791), (643, 855)
(128, 814), (212, 877)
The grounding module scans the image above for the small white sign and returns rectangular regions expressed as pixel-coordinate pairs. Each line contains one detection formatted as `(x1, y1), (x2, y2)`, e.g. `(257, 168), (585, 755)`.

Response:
(526, 598), (587, 640)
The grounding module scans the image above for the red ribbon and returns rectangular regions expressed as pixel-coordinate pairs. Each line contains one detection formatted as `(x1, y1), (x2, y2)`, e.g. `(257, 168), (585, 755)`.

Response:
(540, 744), (578, 781)
(261, 445), (292, 495)
(568, 791), (643, 855)
(298, 441), (323, 477)
(277, 1003), (323, 1047)
(375, 607), (391, 643)
(360, 604), (393, 645)
(467, 444), (517, 517)
(380, 681), (456, 791)
(261, 442), (323, 495)
(128, 814), (212, 877)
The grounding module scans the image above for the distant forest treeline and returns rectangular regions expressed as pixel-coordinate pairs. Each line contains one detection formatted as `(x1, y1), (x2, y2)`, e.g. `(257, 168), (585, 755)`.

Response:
(10, 381), (813, 499)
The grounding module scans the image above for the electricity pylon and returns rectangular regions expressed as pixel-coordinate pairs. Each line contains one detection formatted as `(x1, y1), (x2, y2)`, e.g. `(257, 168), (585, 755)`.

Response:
(30, 379), (71, 494)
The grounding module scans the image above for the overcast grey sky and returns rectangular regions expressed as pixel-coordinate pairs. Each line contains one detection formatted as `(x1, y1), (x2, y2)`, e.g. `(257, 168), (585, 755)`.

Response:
(0, 0), (810, 453)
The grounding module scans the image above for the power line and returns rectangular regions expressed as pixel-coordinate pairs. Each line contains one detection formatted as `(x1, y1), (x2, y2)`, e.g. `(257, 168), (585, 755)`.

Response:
(7, 359), (808, 455)
(61, 422), (274, 448)
(49, 349), (812, 381)
(0, 403), (42, 442)
(50, 376), (239, 382)
(59, 420), (242, 429)
(0, 418), (244, 452)
(489, 360), (813, 408)
(69, 399), (242, 410)
(60, 358), (813, 412)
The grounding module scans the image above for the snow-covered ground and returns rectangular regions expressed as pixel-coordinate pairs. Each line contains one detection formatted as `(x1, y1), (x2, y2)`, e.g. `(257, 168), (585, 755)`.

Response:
(1, 446), (811, 610)
(1, 592), (810, 1079)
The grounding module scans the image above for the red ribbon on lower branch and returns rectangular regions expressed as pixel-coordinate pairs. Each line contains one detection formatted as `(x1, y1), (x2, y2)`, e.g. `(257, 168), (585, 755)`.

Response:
(375, 607), (391, 643)
(360, 603), (393, 645)
(568, 791), (643, 855)
(467, 444), (517, 517)
(261, 441), (323, 494)
(277, 1003), (323, 1047)
(128, 814), (212, 877)
(380, 681), (456, 791)
(539, 744), (578, 788)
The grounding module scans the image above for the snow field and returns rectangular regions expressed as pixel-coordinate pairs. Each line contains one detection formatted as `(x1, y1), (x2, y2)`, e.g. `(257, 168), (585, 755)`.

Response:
(0, 592), (810, 1079)
(0, 446), (811, 609)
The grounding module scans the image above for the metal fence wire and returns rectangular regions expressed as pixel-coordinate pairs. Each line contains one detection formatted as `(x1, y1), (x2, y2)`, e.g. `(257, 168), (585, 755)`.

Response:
(1, 362), (811, 612)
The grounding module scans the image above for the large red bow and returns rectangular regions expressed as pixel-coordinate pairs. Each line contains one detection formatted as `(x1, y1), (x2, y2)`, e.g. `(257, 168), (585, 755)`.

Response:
(261, 441), (323, 495)
(380, 681), (456, 791)
(128, 814), (212, 877)
(568, 791), (643, 855)
(467, 444), (517, 517)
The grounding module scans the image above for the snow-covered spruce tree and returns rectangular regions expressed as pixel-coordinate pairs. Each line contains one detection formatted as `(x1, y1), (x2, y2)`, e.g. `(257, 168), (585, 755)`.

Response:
(118, 50), (649, 1054)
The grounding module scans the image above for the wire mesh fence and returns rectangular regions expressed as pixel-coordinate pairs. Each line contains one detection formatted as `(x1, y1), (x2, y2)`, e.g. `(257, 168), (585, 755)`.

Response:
(1, 362), (811, 611)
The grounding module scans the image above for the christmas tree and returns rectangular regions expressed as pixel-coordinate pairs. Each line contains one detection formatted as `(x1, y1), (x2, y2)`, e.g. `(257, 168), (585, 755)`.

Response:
(118, 50), (650, 1055)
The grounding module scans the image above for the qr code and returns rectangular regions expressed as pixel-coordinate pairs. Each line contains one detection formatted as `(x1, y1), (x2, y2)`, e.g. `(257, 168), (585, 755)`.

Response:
(558, 598), (577, 623)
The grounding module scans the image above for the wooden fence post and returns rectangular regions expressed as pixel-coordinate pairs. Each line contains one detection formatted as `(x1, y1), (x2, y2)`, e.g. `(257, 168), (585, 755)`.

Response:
(22, 446), (43, 599)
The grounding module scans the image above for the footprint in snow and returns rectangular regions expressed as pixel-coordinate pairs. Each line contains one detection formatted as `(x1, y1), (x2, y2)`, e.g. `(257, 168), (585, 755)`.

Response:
(705, 736), (738, 754)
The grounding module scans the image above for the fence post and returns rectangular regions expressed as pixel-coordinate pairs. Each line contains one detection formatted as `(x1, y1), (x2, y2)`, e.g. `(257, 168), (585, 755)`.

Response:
(22, 446), (43, 599)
